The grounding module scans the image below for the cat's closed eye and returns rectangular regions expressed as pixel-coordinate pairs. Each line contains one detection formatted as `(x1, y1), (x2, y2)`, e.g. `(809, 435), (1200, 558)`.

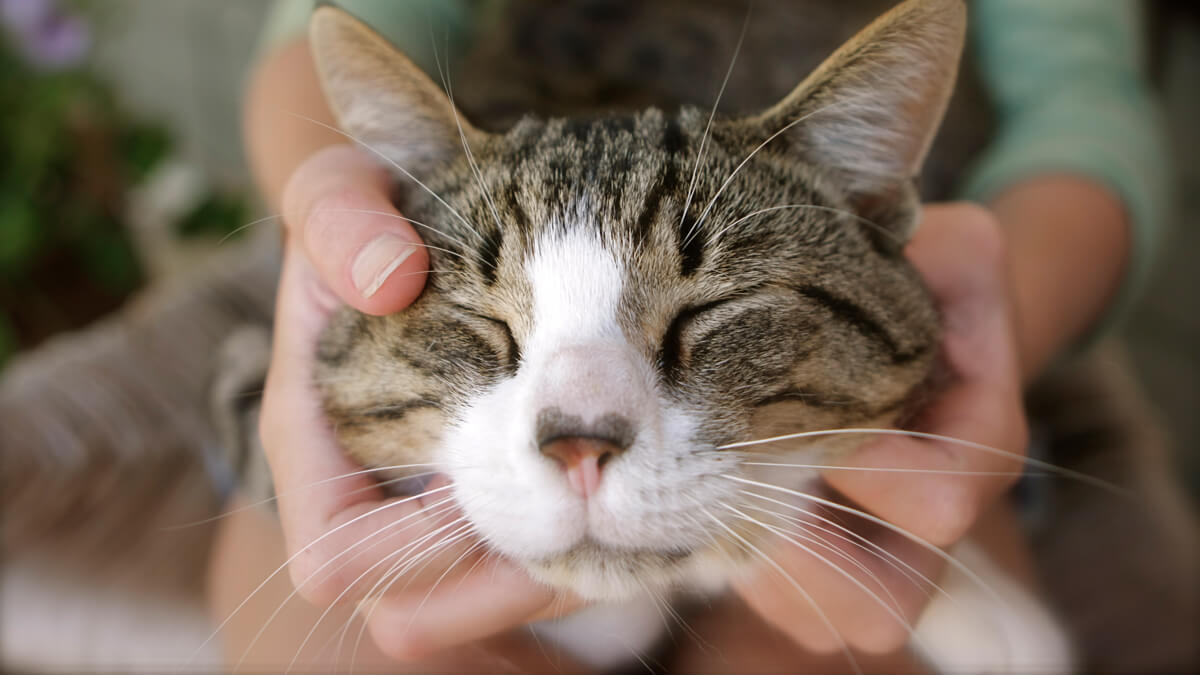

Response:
(659, 290), (817, 388)
(450, 304), (521, 372)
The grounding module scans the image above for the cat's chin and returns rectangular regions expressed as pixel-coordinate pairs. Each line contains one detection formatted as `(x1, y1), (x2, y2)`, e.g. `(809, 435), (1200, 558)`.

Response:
(519, 540), (735, 601)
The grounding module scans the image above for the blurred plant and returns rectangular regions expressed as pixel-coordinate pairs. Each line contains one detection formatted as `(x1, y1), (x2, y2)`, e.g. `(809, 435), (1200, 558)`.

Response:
(0, 0), (248, 368)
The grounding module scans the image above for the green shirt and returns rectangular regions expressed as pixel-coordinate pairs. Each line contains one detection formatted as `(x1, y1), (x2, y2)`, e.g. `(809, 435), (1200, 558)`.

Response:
(261, 0), (1169, 338)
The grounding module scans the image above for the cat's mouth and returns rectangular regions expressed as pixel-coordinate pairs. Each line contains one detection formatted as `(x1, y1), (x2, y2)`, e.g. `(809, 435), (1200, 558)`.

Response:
(521, 539), (701, 600)
(565, 538), (694, 563)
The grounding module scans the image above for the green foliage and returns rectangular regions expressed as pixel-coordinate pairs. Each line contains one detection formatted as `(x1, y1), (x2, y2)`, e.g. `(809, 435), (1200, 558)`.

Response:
(0, 314), (13, 368)
(176, 191), (251, 240)
(0, 15), (243, 369)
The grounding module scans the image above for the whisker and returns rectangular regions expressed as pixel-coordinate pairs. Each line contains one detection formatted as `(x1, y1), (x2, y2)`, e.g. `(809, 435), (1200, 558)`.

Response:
(348, 523), (480, 670)
(402, 534), (487, 633)
(311, 207), (479, 249)
(722, 428), (1129, 496)
(430, 31), (505, 243)
(237, 498), (461, 673)
(218, 213), (285, 245)
(162, 464), (440, 530)
(742, 461), (1041, 478)
(724, 505), (917, 639)
(192, 484), (453, 665)
(680, 8), (752, 246)
(695, 501), (861, 675)
(290, 518), (459, 671)
(709, 203), (900, 246)
(725, 475), (1008, 609)
(285, 111), (483, 236)
(736, 489), (942, 599)
(691, 100), (848, 235)
(323, 522), (476, 672)
(295, 514), (472, 673)
(736, 501), (910, 612)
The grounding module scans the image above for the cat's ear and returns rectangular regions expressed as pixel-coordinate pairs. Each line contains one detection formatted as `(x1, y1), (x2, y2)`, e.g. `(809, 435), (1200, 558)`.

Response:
(740, 0), (966, 238)
(309, 5), (483, 175)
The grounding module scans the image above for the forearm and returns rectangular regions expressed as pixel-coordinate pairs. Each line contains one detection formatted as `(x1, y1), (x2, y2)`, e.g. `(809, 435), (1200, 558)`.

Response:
(988, 174), (1130, 382)
(244, 38), (343, 211)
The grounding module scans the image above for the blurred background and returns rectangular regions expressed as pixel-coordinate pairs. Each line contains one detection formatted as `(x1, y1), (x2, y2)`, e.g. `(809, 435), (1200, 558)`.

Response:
(0, 0), (1197, 672)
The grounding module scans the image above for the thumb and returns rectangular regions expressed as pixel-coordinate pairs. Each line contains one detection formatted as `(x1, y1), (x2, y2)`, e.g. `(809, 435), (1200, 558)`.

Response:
(282, 144), (429, 315)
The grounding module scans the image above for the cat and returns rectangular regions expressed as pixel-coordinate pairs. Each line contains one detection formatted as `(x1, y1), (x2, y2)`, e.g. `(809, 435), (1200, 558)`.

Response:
(304, 0), (1070, 671)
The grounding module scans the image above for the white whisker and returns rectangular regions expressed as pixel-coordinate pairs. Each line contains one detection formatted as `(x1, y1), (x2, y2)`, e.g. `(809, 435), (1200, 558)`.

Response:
(431, 33), (505, 245)
(709, 203), (900, 246)
(725, 475), (1007, 609)
(691, 100), (847, 235)
(736, 489), (942, 599)
(163, 464), (439, 530)
(238, 497), (460, 673)
(192, 484), (453, 666)
(299, 515), (472, 673)
(723, 504), (917, 640)
(680, 9), (751, 246)
(285, 111), (482, 236)
(722, 428), (1129, 496)
(696, 501), (861, 675)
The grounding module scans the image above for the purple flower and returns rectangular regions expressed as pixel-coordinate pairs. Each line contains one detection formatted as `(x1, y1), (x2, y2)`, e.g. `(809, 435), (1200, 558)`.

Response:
(0, 0), (55, 33)
(1, 0), (90, 69)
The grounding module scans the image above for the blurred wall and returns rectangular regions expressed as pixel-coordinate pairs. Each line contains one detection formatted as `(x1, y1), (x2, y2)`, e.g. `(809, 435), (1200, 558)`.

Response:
(87, 0), (270, 182)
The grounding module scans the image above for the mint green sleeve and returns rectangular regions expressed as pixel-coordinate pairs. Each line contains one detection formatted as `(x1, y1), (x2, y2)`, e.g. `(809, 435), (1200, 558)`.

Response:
(961, 0), (1170, 337)
(257, 0), (477, 76)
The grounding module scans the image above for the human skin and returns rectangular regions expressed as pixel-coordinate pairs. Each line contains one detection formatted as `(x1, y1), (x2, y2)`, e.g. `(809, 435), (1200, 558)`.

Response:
(221, 37), (1131, 666)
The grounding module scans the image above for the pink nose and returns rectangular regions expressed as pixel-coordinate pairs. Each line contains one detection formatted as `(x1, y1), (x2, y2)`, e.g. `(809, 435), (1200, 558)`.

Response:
(540, 437), (625, 499)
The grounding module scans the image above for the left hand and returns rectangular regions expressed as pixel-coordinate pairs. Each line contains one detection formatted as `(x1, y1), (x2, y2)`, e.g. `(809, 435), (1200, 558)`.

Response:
(733, 202), (1028, 655)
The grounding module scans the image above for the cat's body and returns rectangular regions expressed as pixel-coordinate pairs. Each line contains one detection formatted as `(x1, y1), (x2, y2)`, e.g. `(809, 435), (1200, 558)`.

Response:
(306, 0), (1071, 671)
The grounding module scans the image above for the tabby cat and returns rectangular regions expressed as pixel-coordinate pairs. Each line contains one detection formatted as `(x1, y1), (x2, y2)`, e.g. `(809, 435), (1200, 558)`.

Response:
(303, 0), (1071, 671)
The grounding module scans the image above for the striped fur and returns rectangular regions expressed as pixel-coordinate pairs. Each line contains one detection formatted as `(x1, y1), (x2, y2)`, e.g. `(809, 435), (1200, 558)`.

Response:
(311, 0), (951, 600)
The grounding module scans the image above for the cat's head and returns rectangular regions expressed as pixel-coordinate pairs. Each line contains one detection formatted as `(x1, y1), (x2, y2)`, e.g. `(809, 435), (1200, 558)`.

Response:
(309, 0), (963, 600)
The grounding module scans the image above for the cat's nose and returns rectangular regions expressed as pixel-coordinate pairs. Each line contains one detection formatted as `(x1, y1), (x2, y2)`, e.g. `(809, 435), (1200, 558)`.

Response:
(539, 435), (628, 499)
(537, 408), (633, 498)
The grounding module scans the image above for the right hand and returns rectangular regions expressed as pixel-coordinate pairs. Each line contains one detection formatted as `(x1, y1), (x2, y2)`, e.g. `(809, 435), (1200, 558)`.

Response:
(259, 144), (582, 661)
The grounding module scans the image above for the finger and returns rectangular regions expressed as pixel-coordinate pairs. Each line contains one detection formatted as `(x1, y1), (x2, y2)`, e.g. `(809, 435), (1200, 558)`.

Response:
(363, 558), (561, 661)
(824, 203), (1026, 547)
(735, 512), (943, 655)
(281, 144), (429, 316)
(260, 243), (471, 604)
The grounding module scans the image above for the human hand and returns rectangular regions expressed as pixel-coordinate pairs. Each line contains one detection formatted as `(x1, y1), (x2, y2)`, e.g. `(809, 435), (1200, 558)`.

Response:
(733, 202), (1028, 655)
(258, 144), (581, 661)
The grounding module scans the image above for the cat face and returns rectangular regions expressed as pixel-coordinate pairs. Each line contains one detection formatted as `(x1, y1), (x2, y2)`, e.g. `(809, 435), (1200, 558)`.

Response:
(310, 0), (962, 600)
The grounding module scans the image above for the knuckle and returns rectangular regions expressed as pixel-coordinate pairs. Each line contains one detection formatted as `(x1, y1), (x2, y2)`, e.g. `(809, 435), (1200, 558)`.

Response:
(924, 481), (980, 547)
(851, 615), (913, 655)
(799, 629), (846, 656)
(304, 188), (359, 238)
(369, 614), (435, 663)
(287, 547), (343, 607)
(952, 202), (1006, 265)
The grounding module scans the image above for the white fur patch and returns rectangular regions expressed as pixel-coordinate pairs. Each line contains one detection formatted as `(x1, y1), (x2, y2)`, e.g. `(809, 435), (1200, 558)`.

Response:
(913, 541), (1075, 674)
(526, 225), (625, 348)
(529, 597), (668, 671)
(439, 211), (735, 600)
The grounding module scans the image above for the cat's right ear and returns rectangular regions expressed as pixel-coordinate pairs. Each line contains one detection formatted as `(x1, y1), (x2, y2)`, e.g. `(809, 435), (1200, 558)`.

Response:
(309, 6), (483, 176)
(729, 0), (966, 241)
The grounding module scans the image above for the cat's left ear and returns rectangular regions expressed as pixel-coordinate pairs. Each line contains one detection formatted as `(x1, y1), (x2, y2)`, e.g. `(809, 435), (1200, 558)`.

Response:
(309, 5), (485, 176)
(732, 0), (966, 240)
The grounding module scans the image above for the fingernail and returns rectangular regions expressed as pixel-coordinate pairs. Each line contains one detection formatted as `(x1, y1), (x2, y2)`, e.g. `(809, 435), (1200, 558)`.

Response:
(351, 234), (416, 299)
